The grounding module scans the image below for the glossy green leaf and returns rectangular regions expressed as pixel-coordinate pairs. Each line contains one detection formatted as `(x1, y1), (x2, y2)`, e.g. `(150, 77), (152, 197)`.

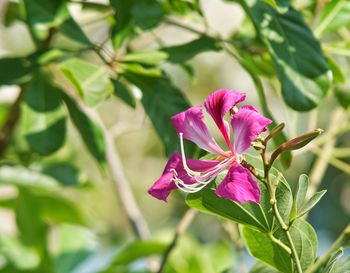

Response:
(242, 226), (293, 273)
(186, 154), (293, 232)
(315, 0), (350, 37)
(60, 92), (106, 167)
(275, 219), (318, 271)
(162, 35), (221, 64)
(241, 0), (331, 111)
(22, 73), (67, 156)
(60, 58), (113, 107)
(112, 79), (136, 108)
(124, 72), (191, 155)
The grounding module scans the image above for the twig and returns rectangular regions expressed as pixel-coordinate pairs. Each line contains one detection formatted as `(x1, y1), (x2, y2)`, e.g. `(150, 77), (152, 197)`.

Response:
(306, 223), (350, 273)
(157, 209), (197, 273)
(312, 147), (350, 176)
(85, 108), (151, 240)
(0, 88), (26, 157)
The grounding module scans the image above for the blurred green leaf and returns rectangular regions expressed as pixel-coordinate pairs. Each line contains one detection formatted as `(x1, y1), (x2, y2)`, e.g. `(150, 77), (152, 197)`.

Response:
(4, 2), (23, 27)
(131, 0), (164, 30)
(242, 226), (293, 273)
(162, 35), (221, 64)
(21, 0), (91, 45)
(112, 79), (136, 108)
(118, 63), (163, 77)
(275, 219), (318, 271)
(16, 189), (48, 247)
(112, 241), (168, 265)
(334, 87), (350, 109)
(319, 248), (344, 273)
(0, 235), (40, 270)
(124, 72), (191, 155)
(239, 0), (330, 111)
(0, 165), (60, 188)
(60, 58), (113, 107)
(121, 51), (168, 66)
(0, 55), (38, 86)
(43, 163), (83, 186)
(22, 73), (67, 156)
(314, 0), (350, 37)
(60, 91), (106, 167)
(327, 57), (345, 84)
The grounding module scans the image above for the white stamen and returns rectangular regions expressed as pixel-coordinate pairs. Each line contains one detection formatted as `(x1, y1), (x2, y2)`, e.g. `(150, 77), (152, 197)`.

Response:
(179, 133), (201, 176)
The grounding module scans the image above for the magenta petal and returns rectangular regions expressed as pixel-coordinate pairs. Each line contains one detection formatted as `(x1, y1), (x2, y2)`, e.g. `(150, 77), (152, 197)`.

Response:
(148, 152), (220, 201)
(231, 105), (272, 154)
(171, 106), (228, 157)
(204, 89), (246, 150)
(215, 163), (260, 204)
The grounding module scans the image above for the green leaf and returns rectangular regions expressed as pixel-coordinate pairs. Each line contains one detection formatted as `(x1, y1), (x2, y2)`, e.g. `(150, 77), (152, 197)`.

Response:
(327, 57), (345, 84)
(22, 73), (67, 156)
(242, 226), (293, 273)
(0, 55), (38, 85)
(112, 241), (168, 266)
(334, 87), (350, 109)
(295, 175), (308, 209)
(21, 0), (91, 45)
(60, 91), (106, 167)
(43, 163), (83, 186)
(186, 182), (269, 232)
(276, 219), (318, 271)
(315, 0), (350, 37)
(250, 262), (279, 273)
(320, 248), (344, 273)
(118, 63), (163, 77)
(60, 58), (113, 107)
(131, 0), (164, 30)
(0, 165), (60, 188)
(124, 72), (191, 155)
(186, 154), (293, 232)
(241, 0), (330, 111)
(162, 35), (221, 63)
(112, 79), (136, 108)
(297, 190), (327, 218)
(121, 51), (168, 66)
(110, 0), (135, 49)
(16, 189), (48, 247)
(0, 235), (40, 270)
(4, 2), (23, 27)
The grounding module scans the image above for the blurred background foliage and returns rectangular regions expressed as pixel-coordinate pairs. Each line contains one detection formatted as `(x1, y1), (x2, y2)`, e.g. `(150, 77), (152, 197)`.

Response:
(0, 0), (349, 272)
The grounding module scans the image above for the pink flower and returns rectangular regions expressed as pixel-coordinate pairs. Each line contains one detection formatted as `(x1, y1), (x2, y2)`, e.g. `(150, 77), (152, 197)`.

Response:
(148, 89), (271, 203)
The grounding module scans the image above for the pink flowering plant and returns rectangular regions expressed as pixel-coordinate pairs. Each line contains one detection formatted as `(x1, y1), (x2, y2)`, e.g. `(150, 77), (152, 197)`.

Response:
(149, 89), (328, 273)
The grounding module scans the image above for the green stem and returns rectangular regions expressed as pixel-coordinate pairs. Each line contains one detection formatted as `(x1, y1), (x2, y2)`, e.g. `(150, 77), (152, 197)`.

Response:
(306, 224), (350, 273)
